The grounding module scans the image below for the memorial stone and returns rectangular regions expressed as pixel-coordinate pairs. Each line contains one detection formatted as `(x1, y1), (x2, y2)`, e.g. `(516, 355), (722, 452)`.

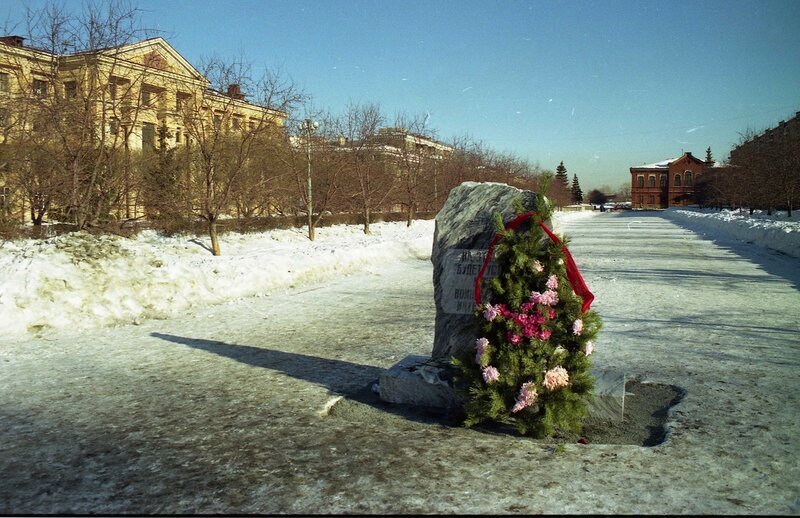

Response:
(431, 182), (542, 361)
(379, 181), (626, 420)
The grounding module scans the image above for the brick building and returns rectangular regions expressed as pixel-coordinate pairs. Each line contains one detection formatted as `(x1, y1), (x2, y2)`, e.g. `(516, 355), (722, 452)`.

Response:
(630, 152), (723, 209)
(730, 112), (799, 164)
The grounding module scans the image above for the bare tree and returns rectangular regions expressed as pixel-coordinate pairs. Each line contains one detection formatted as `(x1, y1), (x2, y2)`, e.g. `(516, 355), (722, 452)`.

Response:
(388, 112), (440, 226)
(338, 101), (391, 235)
(616, 182), (631, 201)
(180, 58), (305, 255)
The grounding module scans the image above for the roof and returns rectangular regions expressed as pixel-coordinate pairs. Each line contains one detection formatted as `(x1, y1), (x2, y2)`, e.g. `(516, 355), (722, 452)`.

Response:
(636, 157), (681, 170)
(631, 151), (710, 171)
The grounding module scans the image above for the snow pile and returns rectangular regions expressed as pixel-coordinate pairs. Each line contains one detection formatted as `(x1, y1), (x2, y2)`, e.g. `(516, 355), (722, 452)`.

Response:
(0, 221), (434, 336)
(662, 208), (800, 258)
(0, 212), (592, 337)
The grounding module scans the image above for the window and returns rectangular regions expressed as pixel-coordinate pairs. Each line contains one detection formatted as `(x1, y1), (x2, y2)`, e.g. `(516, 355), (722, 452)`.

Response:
(0, 72), (8, 94)
(685, 171), (693, 186)
(109, 81), (117, 100)
(175, 127), (181, 144)
(141, 89), (151, 106)
(0, 108), (8, 127)
(109, 117), (119, 135)
(142, 122), (156, 150)
(637, 175), (644, 188)
(232, 116), (241, 131)
(213, 113), (222, 130)
(648, 175), (656, 188)
(659, 174), (667, 187)
(33, 79), (47, 98)
(674, 173), (681, 187)
(64, 81), (77, 99)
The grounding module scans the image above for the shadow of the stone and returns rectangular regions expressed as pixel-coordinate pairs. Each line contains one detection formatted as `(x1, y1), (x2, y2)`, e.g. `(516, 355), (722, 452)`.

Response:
(151, 333), (684, 446)
(150, 332), (462, 427)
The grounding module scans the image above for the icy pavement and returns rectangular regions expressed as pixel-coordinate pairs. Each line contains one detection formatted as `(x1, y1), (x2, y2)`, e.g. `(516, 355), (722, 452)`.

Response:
(1, 211), (799, 514)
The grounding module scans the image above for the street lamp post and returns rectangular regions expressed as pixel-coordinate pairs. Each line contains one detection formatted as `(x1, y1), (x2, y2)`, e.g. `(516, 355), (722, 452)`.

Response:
(300, 118), (318, 241)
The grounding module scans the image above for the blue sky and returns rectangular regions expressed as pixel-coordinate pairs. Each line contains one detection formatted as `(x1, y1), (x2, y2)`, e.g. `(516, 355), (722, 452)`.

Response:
(3, 0), (799, 190)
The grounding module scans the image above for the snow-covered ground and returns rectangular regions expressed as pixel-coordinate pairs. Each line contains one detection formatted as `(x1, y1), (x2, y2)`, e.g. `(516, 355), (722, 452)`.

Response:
(1, 206), (794, 339)
(0, 221), (435, 337)
(662, 207), (800, 258)
(2, 208), (798, 514)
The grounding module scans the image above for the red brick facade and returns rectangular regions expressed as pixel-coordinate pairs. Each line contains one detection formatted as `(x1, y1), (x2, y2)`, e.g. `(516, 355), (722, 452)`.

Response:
(630, 152), (719, 209)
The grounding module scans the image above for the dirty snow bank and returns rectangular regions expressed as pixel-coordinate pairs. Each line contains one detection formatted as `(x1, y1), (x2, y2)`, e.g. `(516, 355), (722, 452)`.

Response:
(662, 207), (800, 258)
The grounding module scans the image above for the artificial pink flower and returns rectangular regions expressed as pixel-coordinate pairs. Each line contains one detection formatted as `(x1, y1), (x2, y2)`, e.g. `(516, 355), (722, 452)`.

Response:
(585, 341), (595, 356)
(532, 260), (544, 272)
(483, 303), (501, 322)
(546, 274), (558, 290)
(482, 366), (500, 384)
(475, 337), (489, 364)
(572, 319), (584, 336)
(531, 289), (559, 306)
(511, 381), (538, 413)
(543, 366), (570, 390)
(497, 304), (513, 319)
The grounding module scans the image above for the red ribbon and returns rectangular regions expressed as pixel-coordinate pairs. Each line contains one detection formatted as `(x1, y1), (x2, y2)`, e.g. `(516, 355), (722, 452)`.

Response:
(473, 212), (594, 313)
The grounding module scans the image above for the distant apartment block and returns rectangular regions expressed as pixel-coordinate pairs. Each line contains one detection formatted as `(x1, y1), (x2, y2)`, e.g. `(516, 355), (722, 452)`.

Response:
(730, 111), (800, 166)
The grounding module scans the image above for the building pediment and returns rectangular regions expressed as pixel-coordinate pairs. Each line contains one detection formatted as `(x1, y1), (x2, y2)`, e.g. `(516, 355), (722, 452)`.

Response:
(101, 37), (205, 82)
(671, 152), (705, 167)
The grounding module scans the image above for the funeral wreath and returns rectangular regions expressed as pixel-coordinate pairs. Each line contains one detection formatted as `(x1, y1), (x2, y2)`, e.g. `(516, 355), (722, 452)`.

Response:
(452, 196), (602, 438)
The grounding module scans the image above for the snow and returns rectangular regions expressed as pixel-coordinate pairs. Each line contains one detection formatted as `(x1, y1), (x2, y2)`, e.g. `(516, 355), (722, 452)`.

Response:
(637, 158), (678, 169)
(1, 206), (799, 513)
(1, 206), (793, 339)
(662, 207), (800, 258)
(0, 221), (434, 337)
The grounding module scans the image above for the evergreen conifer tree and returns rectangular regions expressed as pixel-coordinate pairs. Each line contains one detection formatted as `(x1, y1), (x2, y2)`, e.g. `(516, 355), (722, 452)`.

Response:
(571, 174), (583, 204)
(705, 146), (713, 163)
(453, 192), (602, 438)
(555, 161), (569, 190)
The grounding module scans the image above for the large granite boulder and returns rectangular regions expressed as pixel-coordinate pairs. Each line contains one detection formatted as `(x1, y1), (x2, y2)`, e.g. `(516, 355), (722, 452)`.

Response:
(431, 182), (543, 362)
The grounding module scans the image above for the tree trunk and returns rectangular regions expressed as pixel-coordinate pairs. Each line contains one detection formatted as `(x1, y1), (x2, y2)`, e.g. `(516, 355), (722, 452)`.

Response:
(406, 202), (414, 227)
(33, 207), (45, 226)
(209, 219), (221, 256)
(363, 204), (371, 235)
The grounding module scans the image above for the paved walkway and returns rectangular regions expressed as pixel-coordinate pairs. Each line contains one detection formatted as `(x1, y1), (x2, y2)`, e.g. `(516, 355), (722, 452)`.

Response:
(1, 212), (799, 514)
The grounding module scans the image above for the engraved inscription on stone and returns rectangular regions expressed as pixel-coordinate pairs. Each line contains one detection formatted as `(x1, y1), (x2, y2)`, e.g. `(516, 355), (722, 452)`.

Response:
(440, 249), (498, 314)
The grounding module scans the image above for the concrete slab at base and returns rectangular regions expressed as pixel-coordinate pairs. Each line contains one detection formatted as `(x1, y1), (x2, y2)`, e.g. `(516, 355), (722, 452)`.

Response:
(379, 355), (626, 421)
(379, 355), (466, 409)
